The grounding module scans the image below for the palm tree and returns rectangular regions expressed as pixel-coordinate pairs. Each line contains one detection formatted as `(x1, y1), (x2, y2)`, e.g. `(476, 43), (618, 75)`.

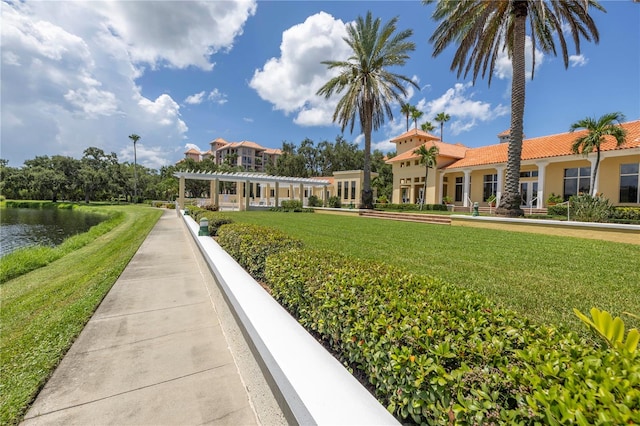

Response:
(421, 121), (436, 133)
(401, 102), (413, 132)
(434, 112), (450, 141)
(570, 112), (627, 196)
(426, 0), (604, 216)
(411, 107), (423, 130)
(317, 11), (418, 209)
(128, 134), (140, 202)
(413, 144), (439, 210)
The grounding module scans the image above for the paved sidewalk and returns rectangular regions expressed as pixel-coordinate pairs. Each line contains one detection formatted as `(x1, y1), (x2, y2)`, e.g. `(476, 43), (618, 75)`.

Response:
(22, 210), (259, 425)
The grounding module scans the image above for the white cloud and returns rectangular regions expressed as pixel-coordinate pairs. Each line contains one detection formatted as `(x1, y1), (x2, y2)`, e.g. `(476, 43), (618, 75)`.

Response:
(185, 91), (206, 105)
(207, 88), (228, 105)
(243, 117), (254, 123)
(569, 54), (588, 67)
(385, 83), (508, 143)
(0, 1), (254, 168)
(98, 1), (257, 70)
(249, 12), (351, 127)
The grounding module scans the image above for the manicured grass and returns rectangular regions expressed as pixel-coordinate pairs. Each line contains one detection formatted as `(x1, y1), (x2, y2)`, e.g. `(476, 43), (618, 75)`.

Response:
(0, 205), (162, 425)
(223, 211), (640, 334)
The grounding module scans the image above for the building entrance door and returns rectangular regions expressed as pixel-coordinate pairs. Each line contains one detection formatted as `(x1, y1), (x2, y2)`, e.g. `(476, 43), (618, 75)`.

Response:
(520, 181), (538, 207)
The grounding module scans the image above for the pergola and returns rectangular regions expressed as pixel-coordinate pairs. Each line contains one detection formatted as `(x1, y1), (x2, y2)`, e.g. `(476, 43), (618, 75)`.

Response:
(174, 171), (331, 211)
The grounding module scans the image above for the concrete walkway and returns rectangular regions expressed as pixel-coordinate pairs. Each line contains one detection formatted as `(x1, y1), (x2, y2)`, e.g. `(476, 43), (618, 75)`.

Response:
(22, 210), (260, 425)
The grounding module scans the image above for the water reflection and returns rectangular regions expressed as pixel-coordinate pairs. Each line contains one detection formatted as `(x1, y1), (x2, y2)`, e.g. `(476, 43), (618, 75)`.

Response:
(0, 208), (105, 256)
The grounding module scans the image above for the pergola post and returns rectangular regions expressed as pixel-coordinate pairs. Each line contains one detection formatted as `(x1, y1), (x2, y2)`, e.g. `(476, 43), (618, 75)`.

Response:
(178, 176), (185, 211)
(275, 182), (280, 207)
(245, 180), (251, 211)
(299, 183), (304, 206)
(237, 180), (243, 211)
(213, 179), (219, 208)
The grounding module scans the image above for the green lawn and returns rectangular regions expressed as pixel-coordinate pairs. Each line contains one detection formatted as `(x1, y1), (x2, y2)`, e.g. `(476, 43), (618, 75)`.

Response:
(0, 205), (162, 425)
(223, 211), (640, 334)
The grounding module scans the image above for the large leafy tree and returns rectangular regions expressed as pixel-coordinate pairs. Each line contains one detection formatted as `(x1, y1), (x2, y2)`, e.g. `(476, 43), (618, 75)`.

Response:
(426, 0), (604, 216)
(570, 112), (627, 196)
(317, 11), (417, 209)
(413, 144), (439, 210)
(434, 112), (450, 141)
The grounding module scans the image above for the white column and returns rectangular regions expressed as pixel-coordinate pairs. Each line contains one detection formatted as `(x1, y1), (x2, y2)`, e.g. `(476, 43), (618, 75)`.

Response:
(266, 183), (271, 206)
(496, 166), (506, 206)
(438, 171), (444, 204)
(463, 170), (471, 207)
(212, 179), (219, 207)
(178, 176), (185, 210)
(299, 183), (304, 205)
(245, 180), (251, 211)
(275, 182), (280, 207)
(589, 157), (599, 196)
(536, 162), (547, 208)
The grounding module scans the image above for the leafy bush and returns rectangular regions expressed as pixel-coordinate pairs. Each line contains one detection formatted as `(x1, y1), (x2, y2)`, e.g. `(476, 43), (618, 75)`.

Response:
(547, 204), (568, 216)
(327, 196), (342, 208)
(307, 195), (323, 207)
(186, 206), (234, 235)
(377, 203), (447, 212)
(611, 206), (640, 224)
(264, 249), (640, 425)
(217, 223), (302, 281)
(570, 193), (614, 222)
(202, 203), (219, 211)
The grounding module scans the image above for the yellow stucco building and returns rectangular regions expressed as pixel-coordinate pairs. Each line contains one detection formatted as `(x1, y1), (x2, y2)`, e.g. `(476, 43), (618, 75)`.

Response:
(386, 119), (640, 208)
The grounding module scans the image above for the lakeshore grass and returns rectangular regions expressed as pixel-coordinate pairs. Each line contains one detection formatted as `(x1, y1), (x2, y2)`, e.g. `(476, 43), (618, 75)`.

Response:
(0, 204), (115, 283)
(223, 211), (640, 334)
(0, 205), (162, 425)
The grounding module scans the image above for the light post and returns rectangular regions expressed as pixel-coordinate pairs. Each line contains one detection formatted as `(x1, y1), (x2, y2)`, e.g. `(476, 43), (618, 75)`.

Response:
(128, 134), (140, 203)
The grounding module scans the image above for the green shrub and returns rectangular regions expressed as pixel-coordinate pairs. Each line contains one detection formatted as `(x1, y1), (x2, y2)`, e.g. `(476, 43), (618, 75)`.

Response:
(280, 200), (303, 211)
(307, 195), (323, 207)
(264, 249), (640, 425)
(570, 193), (614, 222)
(611, 206), (640, 223)
(327, 196), (342, 208)
(377, 203), (447, 212)
(547, 204), (568, 217)
(217, 223), (303, 281)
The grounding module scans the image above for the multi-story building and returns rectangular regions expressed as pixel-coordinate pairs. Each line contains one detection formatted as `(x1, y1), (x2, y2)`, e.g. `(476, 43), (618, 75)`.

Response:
(182, 138), (282, 172)
(387, 119), (640, 208)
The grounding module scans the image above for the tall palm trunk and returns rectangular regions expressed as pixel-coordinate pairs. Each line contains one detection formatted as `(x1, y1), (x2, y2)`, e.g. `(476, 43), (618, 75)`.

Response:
(420, 167), (428, 210)
(591, 147), (601, 196)
(497, 1), (526, 217)
(362, 97), (374, 209)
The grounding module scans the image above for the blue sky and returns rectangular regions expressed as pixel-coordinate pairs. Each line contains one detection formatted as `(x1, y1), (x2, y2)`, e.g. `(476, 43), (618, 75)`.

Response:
(2, 1), (639, 169)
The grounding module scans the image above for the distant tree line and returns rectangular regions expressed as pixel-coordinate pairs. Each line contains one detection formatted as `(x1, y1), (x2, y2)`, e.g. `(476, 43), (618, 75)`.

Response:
(266, 136), (395, 202)
(0, 136), (395, 203)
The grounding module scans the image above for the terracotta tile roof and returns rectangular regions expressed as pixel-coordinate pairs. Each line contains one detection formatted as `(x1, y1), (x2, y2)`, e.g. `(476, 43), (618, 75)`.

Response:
(390, 128), (440, 143)
(445, 119), (640, 169)
(184, 148), (200, 155)
(264, 148), (282, 155)
(211, 137), (228, 145)
(225, 140), (266, 151)
(386, 140), (468, 164)
(497, 129), (510, 137)
(311, 176), (335, 184)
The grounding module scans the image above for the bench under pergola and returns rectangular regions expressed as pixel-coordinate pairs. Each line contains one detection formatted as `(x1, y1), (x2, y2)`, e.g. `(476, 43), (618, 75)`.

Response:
(174, 171), (331, 211)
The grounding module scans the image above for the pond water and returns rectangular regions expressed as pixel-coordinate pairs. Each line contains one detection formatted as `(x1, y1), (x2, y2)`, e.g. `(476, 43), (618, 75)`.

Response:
(0, 207), (106, 257)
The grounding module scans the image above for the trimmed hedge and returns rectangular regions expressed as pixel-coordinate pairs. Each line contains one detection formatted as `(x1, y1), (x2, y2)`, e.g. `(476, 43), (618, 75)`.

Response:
(263, 249), (640, 425)
(216, 223), (302, 281)
(187, 206), (234, 236)
(376, 203), (448, 212)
